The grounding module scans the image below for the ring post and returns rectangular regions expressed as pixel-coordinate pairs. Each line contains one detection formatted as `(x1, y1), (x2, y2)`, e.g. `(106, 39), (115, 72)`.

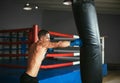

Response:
(33, 24), (39, 43)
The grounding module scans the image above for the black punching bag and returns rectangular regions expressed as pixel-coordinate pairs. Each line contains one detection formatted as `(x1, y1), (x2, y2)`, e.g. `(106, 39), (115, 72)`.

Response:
(72, 0), (102, 83)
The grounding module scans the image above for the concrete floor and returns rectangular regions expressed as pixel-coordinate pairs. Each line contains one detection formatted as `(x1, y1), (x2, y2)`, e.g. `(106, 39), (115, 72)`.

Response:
(103, 70), (120, 83)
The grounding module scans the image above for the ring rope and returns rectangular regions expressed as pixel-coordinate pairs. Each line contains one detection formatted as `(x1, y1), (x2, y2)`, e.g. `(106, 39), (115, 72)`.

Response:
(0, 61), (80, 69)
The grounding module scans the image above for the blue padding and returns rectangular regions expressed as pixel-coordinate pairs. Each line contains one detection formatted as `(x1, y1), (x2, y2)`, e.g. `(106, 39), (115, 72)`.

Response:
(21, 37), (27, 54)
(102, 64), (107, 76)
(0, 66), (80, 83)
(38, 65), (80, 80)
(39, 70), (81, 83)
(0, 75), (19, 83)
(0, 59), (108, 83)
(0, 67), (23, 83)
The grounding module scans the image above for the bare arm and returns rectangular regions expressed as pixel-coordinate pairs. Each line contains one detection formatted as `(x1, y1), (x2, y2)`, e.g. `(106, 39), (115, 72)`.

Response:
(48, 41), (70, 48)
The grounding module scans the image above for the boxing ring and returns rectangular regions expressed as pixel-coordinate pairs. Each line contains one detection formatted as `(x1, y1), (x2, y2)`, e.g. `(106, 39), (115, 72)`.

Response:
(0, 25), (107, 83)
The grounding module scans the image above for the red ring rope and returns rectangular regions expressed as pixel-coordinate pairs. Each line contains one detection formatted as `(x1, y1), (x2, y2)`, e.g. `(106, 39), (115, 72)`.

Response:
(49, 31), (73, 38)
(0, 53), (80, 57)
(0, 61), (80, 69)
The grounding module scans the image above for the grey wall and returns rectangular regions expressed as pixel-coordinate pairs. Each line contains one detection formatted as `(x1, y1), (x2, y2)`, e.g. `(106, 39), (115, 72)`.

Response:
(0, 0), (120, 64)
(42, 10), (78, 34)
(0, 0), (42, 29)
(98, 14), (120, 64)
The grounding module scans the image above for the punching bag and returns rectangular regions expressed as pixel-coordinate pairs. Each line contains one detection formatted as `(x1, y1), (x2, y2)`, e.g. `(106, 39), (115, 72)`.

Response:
(72, 0), (102, 83)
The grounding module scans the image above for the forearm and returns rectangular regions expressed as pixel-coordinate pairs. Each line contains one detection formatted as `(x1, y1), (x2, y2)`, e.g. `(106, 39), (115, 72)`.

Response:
(48, 41), (70, 48)
(58, 41), (70, 47)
